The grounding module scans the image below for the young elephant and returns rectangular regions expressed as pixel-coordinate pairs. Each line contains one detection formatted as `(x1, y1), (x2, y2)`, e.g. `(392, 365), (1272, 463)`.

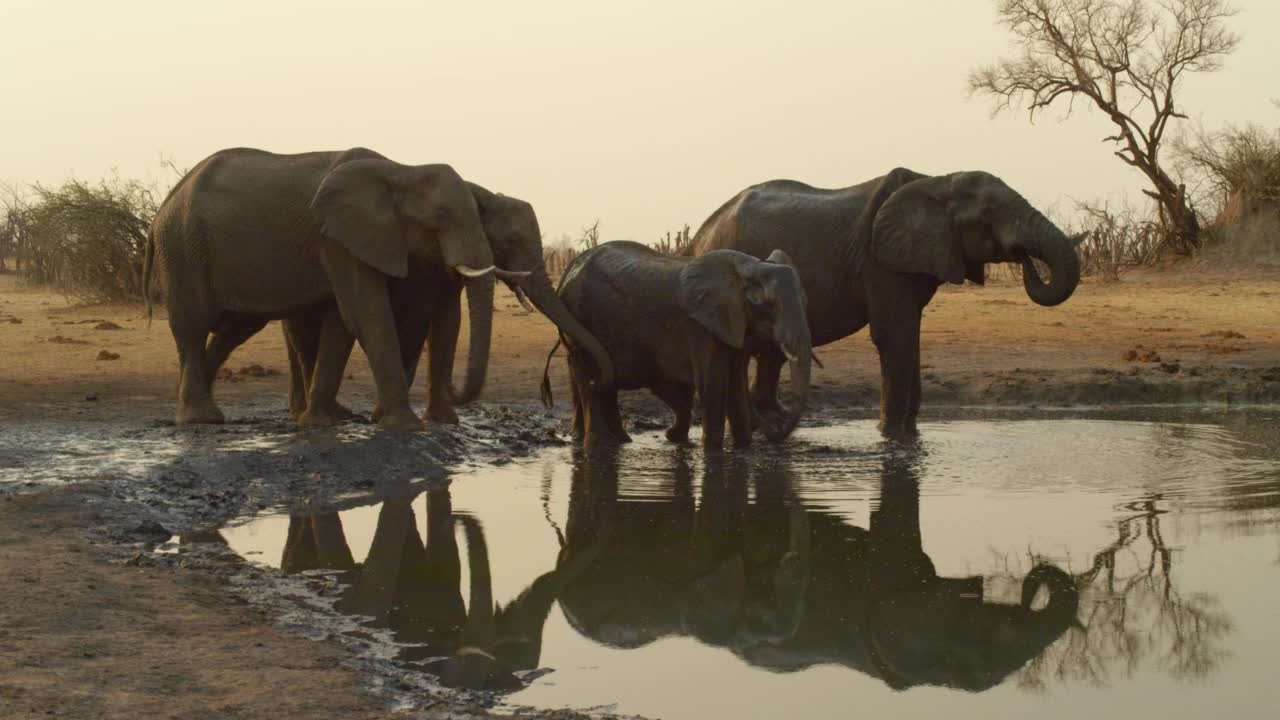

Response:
(542, 241), (811, 449)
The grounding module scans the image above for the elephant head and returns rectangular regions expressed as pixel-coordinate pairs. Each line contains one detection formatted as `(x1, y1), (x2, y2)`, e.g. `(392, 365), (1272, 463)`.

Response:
(678, 250), (813, 441)
(870, 171), (1082, 307)
(467, 183), (615, 392)
(310, 160), (515, 406)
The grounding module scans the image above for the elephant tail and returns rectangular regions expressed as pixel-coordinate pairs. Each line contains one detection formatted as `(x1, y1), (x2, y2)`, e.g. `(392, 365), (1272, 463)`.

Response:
(141, 228), (155, 328)
(540, 337), (562, 410)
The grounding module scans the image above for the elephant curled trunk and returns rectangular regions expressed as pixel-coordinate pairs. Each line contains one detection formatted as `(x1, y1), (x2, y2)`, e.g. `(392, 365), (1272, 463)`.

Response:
(1017, 209), (1081, 307)
(452, 274), (496, 405)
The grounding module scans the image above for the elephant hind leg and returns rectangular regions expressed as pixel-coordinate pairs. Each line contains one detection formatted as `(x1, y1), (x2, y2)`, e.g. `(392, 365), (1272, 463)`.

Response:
(172, 321), (223, 425)
(568, 357), (585, 441)
(569, 350), (629, 447)
(651, 381), (693, 443)
(203, 313), (269, 394)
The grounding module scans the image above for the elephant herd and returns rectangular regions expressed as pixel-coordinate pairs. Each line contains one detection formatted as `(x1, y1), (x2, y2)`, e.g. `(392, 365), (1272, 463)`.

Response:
(147, 147), (1082, 446)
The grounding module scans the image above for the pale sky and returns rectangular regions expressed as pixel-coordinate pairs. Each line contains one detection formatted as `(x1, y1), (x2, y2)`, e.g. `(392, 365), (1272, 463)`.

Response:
(2, 0), (1276, 244)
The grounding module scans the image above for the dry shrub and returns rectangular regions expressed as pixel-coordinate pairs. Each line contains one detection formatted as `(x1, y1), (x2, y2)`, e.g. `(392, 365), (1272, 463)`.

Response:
(3, 176), (158, 302)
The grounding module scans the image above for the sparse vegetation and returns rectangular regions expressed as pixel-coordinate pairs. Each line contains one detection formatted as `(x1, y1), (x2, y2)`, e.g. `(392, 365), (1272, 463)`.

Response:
(1, 176), (158, 302)
(1174, 120), (1280, 258)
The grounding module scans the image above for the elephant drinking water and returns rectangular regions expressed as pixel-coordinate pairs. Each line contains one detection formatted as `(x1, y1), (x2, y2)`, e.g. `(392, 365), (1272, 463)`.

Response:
(685, 169), (1083, 438)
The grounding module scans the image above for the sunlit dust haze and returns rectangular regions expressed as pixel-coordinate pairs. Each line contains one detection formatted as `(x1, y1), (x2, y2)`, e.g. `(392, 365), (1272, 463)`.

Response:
(2, 0), (1276, 244)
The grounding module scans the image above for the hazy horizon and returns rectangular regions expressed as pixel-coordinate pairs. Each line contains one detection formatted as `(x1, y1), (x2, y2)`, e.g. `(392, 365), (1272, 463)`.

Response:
(2, 0), (1276, 245)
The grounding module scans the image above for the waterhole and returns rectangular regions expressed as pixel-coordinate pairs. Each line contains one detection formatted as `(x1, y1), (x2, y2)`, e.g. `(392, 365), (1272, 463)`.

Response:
(205, 411), (1280, 719)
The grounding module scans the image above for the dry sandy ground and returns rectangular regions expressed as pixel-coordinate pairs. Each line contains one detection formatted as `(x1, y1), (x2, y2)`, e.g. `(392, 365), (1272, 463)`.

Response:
(2, 263), (1279, 718)
(2, 264), (1279, 424)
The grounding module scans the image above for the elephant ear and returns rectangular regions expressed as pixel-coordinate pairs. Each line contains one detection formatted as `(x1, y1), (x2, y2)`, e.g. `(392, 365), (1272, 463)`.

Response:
(679, 251), (748, 349)
(870, 176), (966, 285)
(310, 159), (409, 278)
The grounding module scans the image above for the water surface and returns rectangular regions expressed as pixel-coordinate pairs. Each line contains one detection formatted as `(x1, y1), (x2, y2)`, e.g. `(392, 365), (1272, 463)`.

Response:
(213, 411), (1280, 719)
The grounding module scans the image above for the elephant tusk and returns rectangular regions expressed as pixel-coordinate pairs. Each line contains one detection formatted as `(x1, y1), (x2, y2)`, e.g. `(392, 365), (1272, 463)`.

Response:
(493, 267), (534, 282)
(514, 285), (537, 313)
(455, 264), (496, 278)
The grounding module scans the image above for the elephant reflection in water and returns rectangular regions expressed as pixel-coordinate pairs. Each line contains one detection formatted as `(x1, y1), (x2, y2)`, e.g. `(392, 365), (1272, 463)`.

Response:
(273, 449), (1079, 694)
(279, 490), (526, 691)
(521, 447), (1080, 692)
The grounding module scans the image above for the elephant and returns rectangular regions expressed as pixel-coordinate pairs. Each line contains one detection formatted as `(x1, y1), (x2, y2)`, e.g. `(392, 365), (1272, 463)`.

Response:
(143, 147), (531, 431)
(496, 446), (1080, 692)
(277, 183), (614, 425)
(685, 169), (1084, 438)
(540, 240), (812, 449)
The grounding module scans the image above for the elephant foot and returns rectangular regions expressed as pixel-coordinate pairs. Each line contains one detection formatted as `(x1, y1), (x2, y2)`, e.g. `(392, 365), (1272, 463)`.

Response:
(377, 410), (426, 433)
(335, 402), (359, 421)
(298, 407), (340, 429)
(877, 419), (920, 442)
(665, 425), (690, 443)
(423, 405), (460, 425)
(176, 400), (225, 425)
(584, 429), (629, 449)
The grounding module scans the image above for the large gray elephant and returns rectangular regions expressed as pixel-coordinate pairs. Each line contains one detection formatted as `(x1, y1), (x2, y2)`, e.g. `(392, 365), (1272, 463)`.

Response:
(279, 183), (615, 425)
(144, 147), (528, 431)
(541, 241), (812, 449)
(685, 169), (1083, 438)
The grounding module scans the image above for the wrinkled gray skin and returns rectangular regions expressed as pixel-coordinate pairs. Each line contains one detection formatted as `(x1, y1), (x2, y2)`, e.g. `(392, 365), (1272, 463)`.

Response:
(686, 169), (1083, 438)
(278, 183), (615, 425)
(144, 147), (516, 432)
(503, 447), (1080, 692)
(543, 241), (812, 449)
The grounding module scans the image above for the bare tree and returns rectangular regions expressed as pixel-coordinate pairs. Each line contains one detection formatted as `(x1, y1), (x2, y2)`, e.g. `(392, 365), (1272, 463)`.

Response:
(970, 0), (1240, 254)
(577, 219), (601, 250)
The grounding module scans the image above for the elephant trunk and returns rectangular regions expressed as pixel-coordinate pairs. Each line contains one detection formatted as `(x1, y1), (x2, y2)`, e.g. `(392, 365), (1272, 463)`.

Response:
(1017, 209), (1081, 307)
(1020, 564), (1079, 619)
(522, 265), (615, 389)
(764, 313), (812, 443)
(452, 274), (496, 405)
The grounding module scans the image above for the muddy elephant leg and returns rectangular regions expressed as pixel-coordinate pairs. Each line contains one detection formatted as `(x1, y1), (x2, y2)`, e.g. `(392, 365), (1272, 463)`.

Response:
(869, 316), (921, 441)
(284, 326), (308, 420)
(697, 343), (732, 450)
(906, 356), (923, 432)
(314, 247), (418, 431)
(423, 292), (461, 424)
(298, 307), (357, 428)
(651, 382), (693, 443)
(286, 307), (359, 422)
(727, 352), (753, 448)
(171, 310), (223, 425)
(568, 357), (586, 441)
(203, 314), (269, 394)
(572, 352), (627, 447)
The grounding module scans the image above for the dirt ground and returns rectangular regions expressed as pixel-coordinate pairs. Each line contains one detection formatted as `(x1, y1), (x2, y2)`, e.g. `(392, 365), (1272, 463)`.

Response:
(2, 262), (1279, 719)
(3, 264), (1279, 425)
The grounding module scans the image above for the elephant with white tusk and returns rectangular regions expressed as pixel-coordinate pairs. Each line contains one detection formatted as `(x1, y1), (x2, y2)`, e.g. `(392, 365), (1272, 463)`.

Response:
(146, 147), (498, 431)
(277, 182), (615, 425)
(686, 169), (1083, 439)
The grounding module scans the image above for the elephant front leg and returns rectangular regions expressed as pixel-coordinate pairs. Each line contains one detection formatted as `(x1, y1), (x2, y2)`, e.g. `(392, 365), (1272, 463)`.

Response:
(651, 381), (693, 443)
(697, 344), (732, 450)
(319, 248), (421, 432)
(870, 319), (921, 441)
(423, 293), (460, 424)
(727, 353), (753, 448)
